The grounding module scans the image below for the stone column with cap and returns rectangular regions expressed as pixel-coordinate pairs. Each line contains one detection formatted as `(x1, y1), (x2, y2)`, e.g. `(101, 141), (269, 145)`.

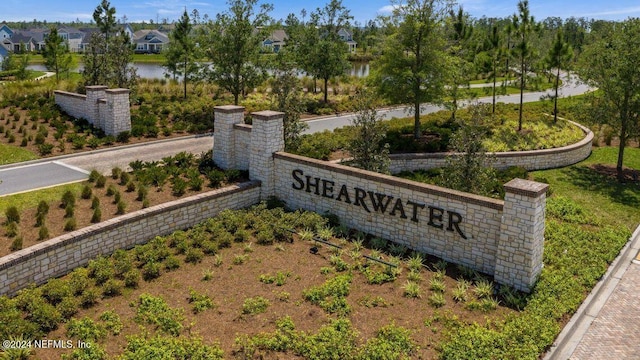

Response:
(249, 110), (284, 199)
(213, 105), (245, 170)
(85, 85), (107, 128)
(494, 178), (549, 292)
(103, 89), (131, 136)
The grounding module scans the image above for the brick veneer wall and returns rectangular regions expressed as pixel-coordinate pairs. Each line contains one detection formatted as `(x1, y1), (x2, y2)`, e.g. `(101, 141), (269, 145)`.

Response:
(54, 87), (132, 136)
(388, 120), (593, 173)
(0, 181), (261, 296)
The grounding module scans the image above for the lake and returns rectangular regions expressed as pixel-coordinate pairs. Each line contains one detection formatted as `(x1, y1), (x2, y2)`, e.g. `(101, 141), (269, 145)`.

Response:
(28, 62), (370, 80)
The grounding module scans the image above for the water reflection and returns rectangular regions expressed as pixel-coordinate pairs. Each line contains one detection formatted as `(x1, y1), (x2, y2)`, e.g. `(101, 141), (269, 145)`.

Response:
(29, 62), (369, 80)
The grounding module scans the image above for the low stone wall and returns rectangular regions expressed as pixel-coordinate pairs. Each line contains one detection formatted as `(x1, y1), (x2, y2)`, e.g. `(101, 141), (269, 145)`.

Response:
(388, 120), (593, 173)
(54, 86), (132, 136)
(53, 91), (86, 121)
(273, 152), (547, 291)
(0, 181), (261, 296)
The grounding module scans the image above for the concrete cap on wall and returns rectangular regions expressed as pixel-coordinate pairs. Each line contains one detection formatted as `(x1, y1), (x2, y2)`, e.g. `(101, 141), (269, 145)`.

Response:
(504, 178), (549, 197)
(86, 85), (108, 91)
(105, 88), (130, 94)
(214, 105), (245, 113)
(251, 110), (285, 121)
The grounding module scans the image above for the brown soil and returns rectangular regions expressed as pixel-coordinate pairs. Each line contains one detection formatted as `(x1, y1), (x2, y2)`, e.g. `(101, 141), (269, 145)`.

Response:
(0, 176), (243, 258)
(589, 164), (640, 183)
(0, 107), (199, 160)
(34, 234), (516, 359)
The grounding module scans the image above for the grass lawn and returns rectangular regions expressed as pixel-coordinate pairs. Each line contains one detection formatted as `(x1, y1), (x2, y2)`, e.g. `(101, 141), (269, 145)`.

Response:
(0, 143), (38, 165)
(531, 147), (640, 229)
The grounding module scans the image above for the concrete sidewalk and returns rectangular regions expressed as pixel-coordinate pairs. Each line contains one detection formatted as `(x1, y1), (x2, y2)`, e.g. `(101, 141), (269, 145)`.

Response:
(544, 224), (640, 359)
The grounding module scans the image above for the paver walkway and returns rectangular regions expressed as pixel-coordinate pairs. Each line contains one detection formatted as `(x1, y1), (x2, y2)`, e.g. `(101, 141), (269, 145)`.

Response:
(546, 226), (640, 360)
(570, 261), (640, 359)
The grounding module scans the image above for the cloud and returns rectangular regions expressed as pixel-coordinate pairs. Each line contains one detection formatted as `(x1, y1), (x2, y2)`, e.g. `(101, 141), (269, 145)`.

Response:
(377, 5), (399, 14)
(579, 6), (640, 17)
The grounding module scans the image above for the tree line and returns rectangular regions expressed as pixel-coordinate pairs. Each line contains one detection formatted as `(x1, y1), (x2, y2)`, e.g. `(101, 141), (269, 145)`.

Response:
(34, 0), (640, 181)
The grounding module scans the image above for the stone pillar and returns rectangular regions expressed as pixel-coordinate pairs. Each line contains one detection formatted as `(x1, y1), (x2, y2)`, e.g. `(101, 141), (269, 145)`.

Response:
(103, 89), (131, 136)
(85, 85), (107, 127)
(495, 178), (549, 292)
(250, 110), (284, 199)
(213, 105), (245, 170)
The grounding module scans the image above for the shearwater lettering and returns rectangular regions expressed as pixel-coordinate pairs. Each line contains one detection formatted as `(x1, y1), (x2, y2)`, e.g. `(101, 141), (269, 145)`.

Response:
(291, 169), (467, 239)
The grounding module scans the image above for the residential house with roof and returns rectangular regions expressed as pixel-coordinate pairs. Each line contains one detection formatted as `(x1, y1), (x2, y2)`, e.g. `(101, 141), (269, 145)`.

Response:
(0, 45), (8, 66)
(262, 29), (288, 53)
(0, 23), (13, 42)
(133, 29), (170, 53)
(337, 28), (357, 53)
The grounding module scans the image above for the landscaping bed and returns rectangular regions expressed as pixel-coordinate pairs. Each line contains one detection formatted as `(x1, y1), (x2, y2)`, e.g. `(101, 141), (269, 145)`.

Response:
(0, 151), (247, 257)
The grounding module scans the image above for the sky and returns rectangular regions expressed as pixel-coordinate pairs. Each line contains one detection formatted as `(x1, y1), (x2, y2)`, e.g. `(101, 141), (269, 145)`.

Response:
(2, 0), (640, 25)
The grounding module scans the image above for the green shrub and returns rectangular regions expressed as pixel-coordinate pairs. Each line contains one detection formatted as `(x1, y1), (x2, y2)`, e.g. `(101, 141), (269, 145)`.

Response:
(171, 176), (187, 196)
(42, 278), (71, 305)
(5, 205), (20, 223)
(106, 184), (117, 196)
(134, 294), (184, 336)
(120, 334), (223, 359)
(207, 169), (225, 188)
(242, 296), (270, 315)
(137, 185), (148, 201)
(188, 289), (215, 314)
(69, 268), (91, 296)
(101, 279), (124, 297)
(66, 317), (106, 342)
(164, 255), (181, 271)
(88, 256), (114, 285)
(116, 131), (130, 143)
(402, 281), (421, 298)
(38, 143), (54, 155)
(123, 269), (141, 288)
(99, 310), (123, 335)
(91, 207), (102, 223)
(60, 190), (76, 208)
(64, 217), (77, 231)
(79, 288), (99, 308)
(428, 293), (446, 308)
(80, 184), (92, 199)
(88, 169), (101, 183)
(185, 248), (204, 264)
(95, 175), (106, 188)
(116, 200), (126, 215)
(6, 222), (19, 238)
(126, 181), (136, 192)
(65, 203), (75, 218)
(38, 225), (49, 241)
(142, 261), (161, 281)
(56, 296), (79, 320)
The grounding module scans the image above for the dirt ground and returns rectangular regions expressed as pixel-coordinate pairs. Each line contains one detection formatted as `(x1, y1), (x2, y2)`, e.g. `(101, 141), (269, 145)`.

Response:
(34, 233), (516, 359)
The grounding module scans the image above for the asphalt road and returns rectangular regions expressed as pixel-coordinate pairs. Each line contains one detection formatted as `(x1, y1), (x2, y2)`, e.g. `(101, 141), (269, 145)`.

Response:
(0, 72), (592, 197)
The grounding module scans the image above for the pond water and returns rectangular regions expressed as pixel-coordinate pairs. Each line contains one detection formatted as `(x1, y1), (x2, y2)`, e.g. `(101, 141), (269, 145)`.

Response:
(28, 62), (369, 80)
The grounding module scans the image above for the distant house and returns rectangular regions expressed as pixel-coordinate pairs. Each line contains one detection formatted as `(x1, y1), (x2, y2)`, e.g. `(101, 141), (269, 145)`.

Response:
(0, 23), (13, 41)
(0, 45), (8, 66)
(262, 29), (288, 53)
(133, 29), (170, 53)
(337, 28), (357, 53)
(5, 30), (42, 52)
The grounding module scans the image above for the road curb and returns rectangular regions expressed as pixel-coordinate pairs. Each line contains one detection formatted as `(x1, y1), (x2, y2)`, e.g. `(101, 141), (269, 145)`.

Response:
(0, 133), (212, 171)
(544, 224), (640, 360)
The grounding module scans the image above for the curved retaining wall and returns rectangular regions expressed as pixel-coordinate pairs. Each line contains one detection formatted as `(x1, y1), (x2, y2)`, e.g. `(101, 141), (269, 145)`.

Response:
(388, 120), (593, 173)
(0, 181), (261, 296)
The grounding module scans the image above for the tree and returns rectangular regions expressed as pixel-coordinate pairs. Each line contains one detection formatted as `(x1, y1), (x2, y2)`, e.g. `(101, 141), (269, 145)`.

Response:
(93, 0), (116, 43)
(372, 0), (450, 139)
(165, 10), (197, 99)
(269, 50), (307, 151)
(203, 0), (272, 105)
(83, 1), (137, 89)
(511, 0), (538, 131)
(485, 24), (504, 114)
(43, 27), (72, 83)
(441, 104), (497, 196)
(347, 90), (390, 174)
(445, 6), (474, 121)
(579, 19), (640, 182)
(309, 0), (352, 103)
(544, 28), (572, 123)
